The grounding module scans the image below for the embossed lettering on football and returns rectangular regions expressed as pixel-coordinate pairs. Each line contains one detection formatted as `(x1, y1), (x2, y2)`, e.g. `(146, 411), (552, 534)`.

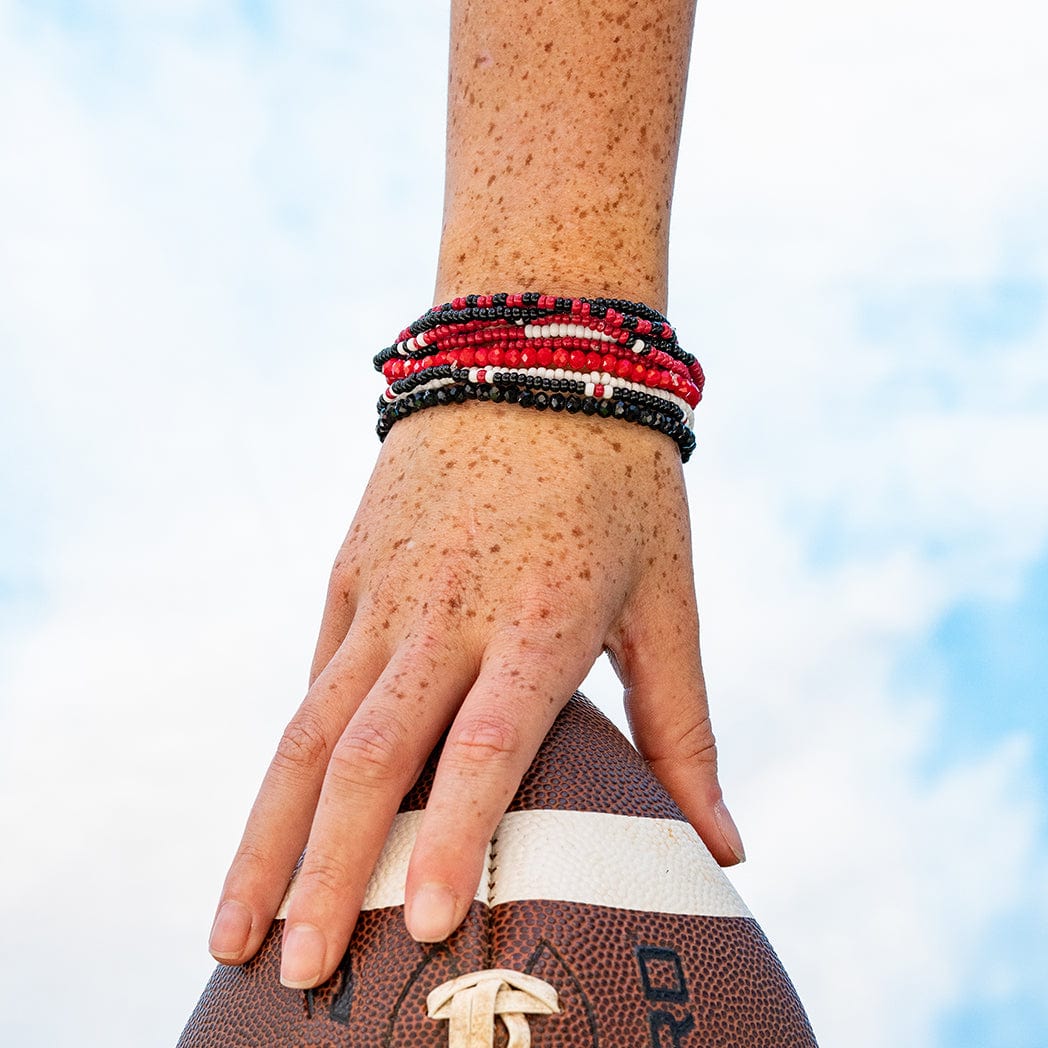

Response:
(179, 694), (818, 1047)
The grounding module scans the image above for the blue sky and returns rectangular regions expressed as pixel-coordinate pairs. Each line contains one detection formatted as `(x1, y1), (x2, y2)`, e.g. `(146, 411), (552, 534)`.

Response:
(1, 2), (1046, 1046)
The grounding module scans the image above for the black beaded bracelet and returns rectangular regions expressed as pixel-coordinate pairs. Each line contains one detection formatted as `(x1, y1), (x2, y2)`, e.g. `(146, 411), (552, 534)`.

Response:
(376, 379), (696, 462)
(381, 366), (690, 426)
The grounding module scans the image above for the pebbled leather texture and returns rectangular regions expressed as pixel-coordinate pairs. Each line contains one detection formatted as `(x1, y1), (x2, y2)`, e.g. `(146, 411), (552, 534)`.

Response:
(178, 694), (818, 1047)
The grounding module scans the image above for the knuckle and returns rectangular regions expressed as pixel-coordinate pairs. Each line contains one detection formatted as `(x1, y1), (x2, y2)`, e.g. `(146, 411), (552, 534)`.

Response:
(273, 711), (331, 775)
(675, 714), (718, 767)
(299, 853), (352, 900)
(402, 624), (446, 660)
(449, 713), (521, 767)
(230, 838), (273, 883)
(329, 716), (408, 790)
(327, 551), (360, 605)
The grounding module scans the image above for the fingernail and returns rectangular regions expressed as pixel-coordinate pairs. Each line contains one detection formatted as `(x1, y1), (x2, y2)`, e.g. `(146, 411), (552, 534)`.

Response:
(209, 900), (253, 961)
(407, 882), (458, 942)
(714, 799), (746, 864)
(280, 923), (327, 988)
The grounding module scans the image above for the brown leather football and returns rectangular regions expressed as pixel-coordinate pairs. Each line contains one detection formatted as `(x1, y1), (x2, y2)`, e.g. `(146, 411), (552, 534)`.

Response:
(179, 694), (818, 1047)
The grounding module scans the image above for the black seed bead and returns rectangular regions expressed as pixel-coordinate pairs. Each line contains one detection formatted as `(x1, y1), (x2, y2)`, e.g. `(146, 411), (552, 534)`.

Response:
(541, 378), (552, 391)
(549, 393), (565, 411)
(534, 392), (549, 411)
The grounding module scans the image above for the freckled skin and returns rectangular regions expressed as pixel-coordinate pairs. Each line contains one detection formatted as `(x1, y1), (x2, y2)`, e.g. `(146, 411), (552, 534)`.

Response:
(212, 0), (744, 994)
(437, 0), (696, 308)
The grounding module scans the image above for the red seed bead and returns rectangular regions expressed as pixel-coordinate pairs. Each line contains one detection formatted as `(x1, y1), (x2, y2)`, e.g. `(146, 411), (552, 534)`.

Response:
(594, 384), (605, 398)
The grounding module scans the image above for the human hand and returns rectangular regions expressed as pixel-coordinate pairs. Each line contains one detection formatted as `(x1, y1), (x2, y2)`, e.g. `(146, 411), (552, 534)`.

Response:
(207, 403), (744, 989)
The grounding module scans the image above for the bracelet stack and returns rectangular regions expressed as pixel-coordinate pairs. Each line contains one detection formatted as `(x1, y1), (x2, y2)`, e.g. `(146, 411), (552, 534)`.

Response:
(372, 293), (704, 461)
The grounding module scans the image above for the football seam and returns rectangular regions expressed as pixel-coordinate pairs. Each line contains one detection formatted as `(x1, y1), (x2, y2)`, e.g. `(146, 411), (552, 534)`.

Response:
(485, 826), (500, 970)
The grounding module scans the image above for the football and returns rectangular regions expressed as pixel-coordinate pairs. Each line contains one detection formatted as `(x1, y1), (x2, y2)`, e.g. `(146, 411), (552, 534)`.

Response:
(179, 694), (818, 1046)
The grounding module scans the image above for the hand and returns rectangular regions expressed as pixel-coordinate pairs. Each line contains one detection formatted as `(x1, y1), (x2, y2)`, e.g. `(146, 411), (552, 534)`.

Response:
(207, 402), (744, 989)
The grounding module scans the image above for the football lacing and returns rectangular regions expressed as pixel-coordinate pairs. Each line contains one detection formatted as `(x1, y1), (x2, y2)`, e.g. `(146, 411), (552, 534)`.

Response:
(427, 969), (559, 1048)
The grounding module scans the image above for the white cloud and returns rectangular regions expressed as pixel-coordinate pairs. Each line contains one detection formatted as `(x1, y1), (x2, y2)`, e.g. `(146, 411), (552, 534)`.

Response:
(1, 1), (1046, 1045)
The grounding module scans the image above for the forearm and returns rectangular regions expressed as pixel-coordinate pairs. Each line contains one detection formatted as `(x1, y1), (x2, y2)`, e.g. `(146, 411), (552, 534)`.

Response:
(435, 0), (698, 312)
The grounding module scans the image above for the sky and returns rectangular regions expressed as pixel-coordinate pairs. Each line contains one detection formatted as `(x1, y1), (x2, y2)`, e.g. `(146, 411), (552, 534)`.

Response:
(1, 1), (1046, 1045)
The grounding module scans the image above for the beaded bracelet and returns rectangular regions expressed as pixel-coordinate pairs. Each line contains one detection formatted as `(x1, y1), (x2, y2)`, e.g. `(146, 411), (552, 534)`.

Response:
(376, 380), (697, 461)
(382, 365), (695, 428)
(383, 341), (699, 403)
(386, 356), (697, 412)
(372, 294), (703, 461)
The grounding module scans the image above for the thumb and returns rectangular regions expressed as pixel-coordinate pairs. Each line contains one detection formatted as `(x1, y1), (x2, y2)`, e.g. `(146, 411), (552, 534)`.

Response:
(609, 602), (746, 868)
